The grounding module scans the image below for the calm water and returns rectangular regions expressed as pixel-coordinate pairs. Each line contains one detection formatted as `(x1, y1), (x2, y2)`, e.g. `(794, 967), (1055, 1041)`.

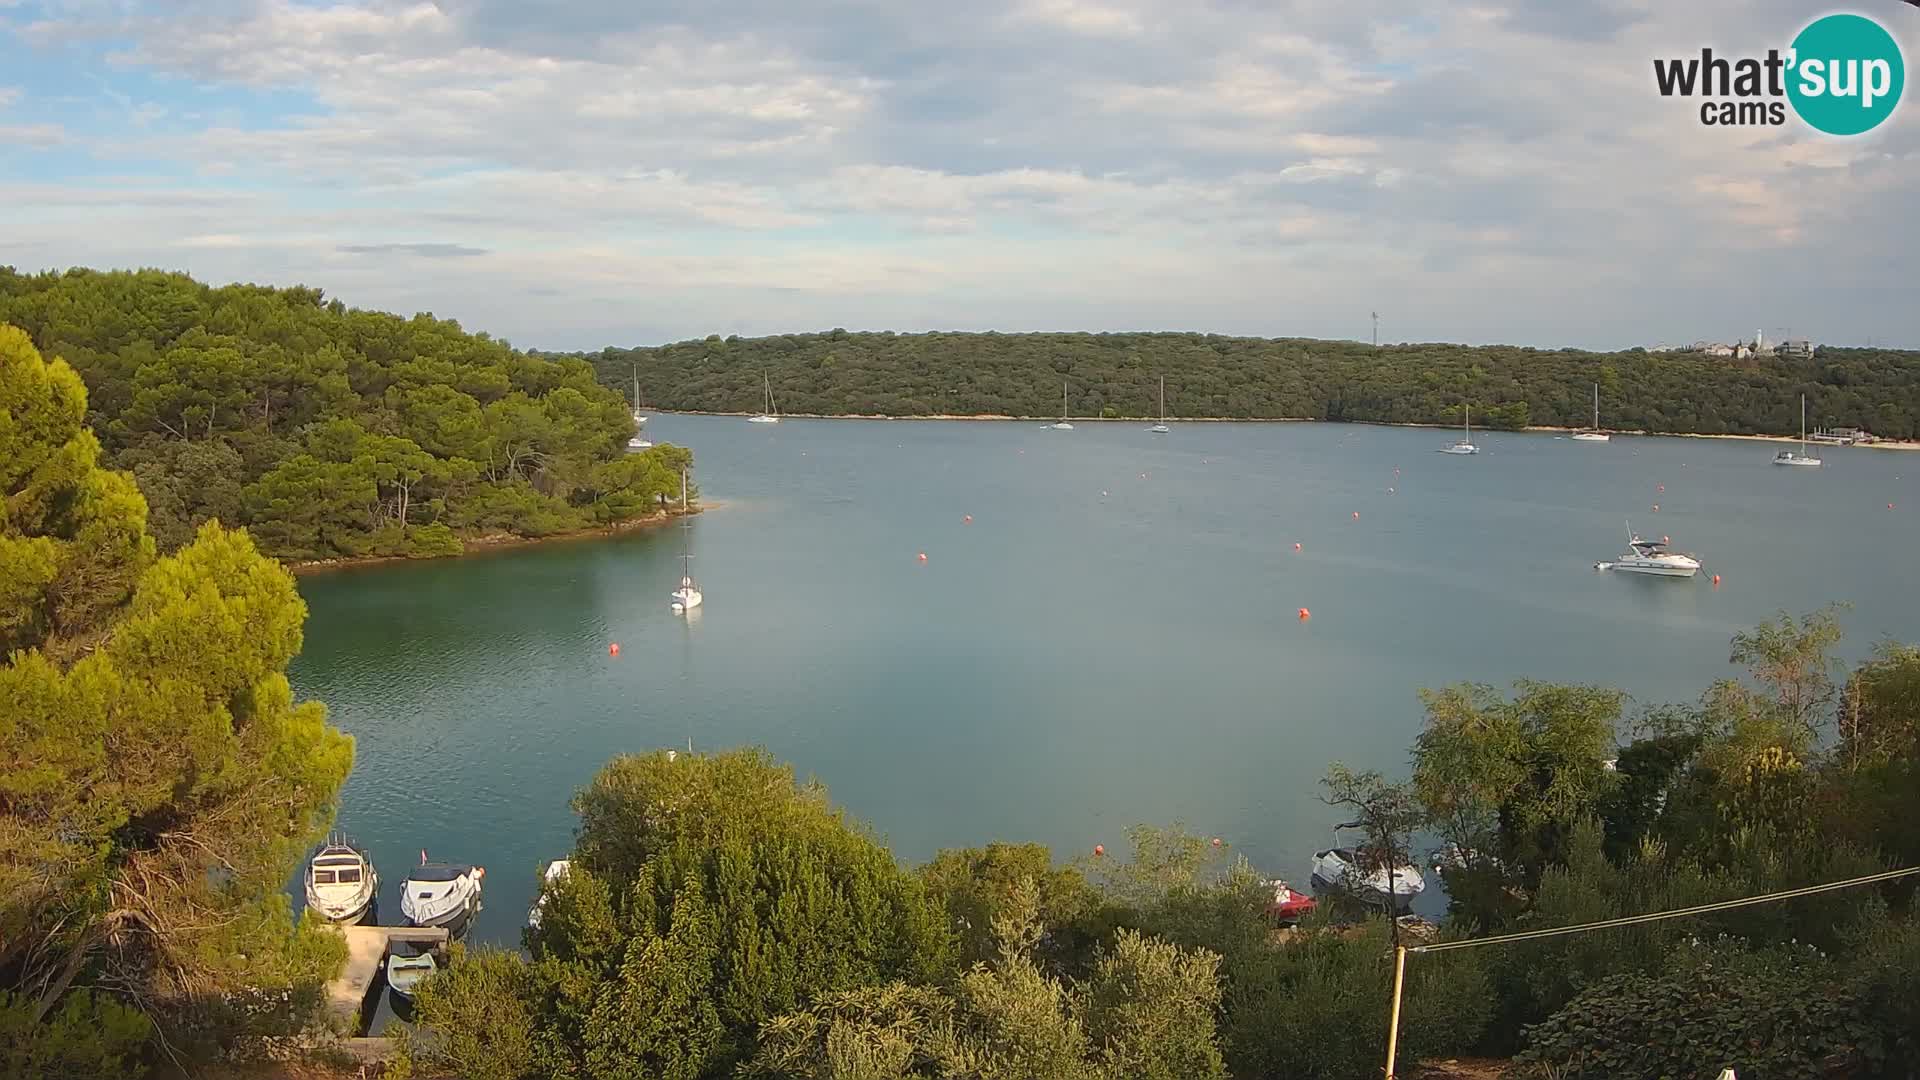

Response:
(289, 416), (1919, 946)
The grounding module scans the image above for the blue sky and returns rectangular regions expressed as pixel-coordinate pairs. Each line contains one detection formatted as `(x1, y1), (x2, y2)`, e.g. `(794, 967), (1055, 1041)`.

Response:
(3, 0), (1917, 351)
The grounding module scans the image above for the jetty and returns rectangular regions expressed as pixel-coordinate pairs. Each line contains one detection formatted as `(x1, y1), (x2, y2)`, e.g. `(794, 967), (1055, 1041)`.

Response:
(323, 924), (448, 1034)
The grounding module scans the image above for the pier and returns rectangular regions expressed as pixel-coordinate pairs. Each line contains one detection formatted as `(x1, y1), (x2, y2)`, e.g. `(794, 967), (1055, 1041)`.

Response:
(323, 924), (449, 1034)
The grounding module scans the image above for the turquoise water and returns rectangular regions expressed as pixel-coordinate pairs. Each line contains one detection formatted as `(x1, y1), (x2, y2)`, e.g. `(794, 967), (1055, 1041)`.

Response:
(289, 416), (1919, 947)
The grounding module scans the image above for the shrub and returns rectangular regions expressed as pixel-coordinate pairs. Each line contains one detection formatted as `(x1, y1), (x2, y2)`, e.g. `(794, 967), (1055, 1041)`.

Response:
(0, 990), (153, 1080)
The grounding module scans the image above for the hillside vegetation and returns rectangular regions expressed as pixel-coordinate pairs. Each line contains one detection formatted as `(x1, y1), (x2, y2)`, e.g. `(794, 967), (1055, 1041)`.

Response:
(577, 331), (1920, 438)
(0, 267), (691, 562)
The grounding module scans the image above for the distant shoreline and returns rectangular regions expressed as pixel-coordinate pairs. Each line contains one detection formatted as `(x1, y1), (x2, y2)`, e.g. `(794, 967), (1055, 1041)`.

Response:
(286, 505), (706, 576)
(642, 410), (1920, 450)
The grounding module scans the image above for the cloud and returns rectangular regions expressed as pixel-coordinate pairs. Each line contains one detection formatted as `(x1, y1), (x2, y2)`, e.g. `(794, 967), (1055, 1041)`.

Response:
(2, 0), (1917, 351)
(0, 122), (65, 146)
(337, 242), (491, 258)
(0, 86), (20, 108)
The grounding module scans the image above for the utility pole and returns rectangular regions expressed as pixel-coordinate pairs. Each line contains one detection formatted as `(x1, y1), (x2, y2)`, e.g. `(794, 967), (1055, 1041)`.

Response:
(1372, 311), (1379, 350)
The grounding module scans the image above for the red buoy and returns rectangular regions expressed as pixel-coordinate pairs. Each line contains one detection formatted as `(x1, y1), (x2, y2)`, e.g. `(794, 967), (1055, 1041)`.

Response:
(1293, 542), (1302, 552)
(1352, 511), (1360, 520)
(608, 642), (620, 656)
(1890, 503), (1897, 510)
(1298, 608), (1311, 621)
(1093, 844), (1105, 857)
(918, 552), (928, 562)
(1657, 484), (1665, 493)
(1212, 837), (1223, 847)
(1712, 574), (1721, 586)
(963, 514), (972, 524)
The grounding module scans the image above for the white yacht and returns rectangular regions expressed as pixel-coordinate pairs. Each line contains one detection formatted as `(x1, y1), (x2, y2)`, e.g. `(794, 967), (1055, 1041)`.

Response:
(748, 373), (780, 423)
(527, 859), (571, 930)
(1149, 376), (1170, 434)
(399, 855), (485, 936)
(1571, 384), (1611, 442)
(1437, 404), (1480, 454)
(1049, 380), (1074, 430)
(304, 834), (378, 924)
(1772, 394), (1822, 467)
(1309, 824), (1427, 913)
(1599, 523), (1702, 577)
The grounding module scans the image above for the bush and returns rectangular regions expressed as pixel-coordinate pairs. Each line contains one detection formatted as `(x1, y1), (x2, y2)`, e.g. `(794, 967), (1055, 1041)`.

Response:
(406, 521), (464, 558)
(403, 945), (539, 1080)
(0, 990), (153, 1080)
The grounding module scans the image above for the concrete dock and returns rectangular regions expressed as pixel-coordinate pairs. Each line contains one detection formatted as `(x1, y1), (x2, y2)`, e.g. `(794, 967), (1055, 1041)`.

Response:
(323, 924), (449, 1034)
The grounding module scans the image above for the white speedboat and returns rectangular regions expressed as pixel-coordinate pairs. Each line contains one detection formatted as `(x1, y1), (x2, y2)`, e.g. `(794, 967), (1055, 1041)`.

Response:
(1599, 524), (1701, 577)
(1571, 384), (1611, 441)
(1309, 825), (1426, 912)
(748, 373), (780, 423)
(1149, 375), (1170, 433)
(399, 855), (485, 935)
(385, 942), (438, 1001)
(1437, 404), (1480, 454)
(304, 834), (378, 924)
(1772, 393), (1822, 466)
(527, 859), (571, 929)
(1050, 380), (1074, 430)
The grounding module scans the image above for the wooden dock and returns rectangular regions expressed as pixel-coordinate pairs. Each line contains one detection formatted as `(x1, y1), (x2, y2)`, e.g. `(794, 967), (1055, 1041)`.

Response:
(322, 924), (449, 1034)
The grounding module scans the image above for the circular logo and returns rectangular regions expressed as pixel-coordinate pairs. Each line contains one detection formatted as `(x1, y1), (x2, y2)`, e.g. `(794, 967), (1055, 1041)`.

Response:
(1787, 13), (1905, 135)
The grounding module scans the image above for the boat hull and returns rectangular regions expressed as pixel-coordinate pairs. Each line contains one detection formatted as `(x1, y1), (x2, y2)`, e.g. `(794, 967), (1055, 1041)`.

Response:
(1570, 432), (1610, 442)
(1149, 425), (1169, 433)
(1610, 560), (1700, 577)
(1437, 445), (1479, 455)
(748, 415), (779, 424)
(1773, 457), (1822, 467)
(305, 890), (377, 924)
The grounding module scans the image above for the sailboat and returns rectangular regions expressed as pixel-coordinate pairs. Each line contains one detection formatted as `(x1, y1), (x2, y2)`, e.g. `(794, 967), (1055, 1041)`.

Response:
(1571, 384), (1610, 442)
(1772, 394), (1821, 467)
(1438, 404), (1480, 454)
(627, 369), (652, 450)
(1149, 376), (1170, 434)
(1049, 380), (1074, 430)
(670, 521), (702, 613)
(748, 373), (779, 424)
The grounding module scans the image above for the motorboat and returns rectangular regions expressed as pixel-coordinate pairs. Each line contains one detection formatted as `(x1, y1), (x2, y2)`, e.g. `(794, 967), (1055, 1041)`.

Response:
(1149, 375), (1170, 434)
(1050, 380), (1074, 430)
(748, 373), (780, 423)
(304, 834), (378, 924)
(1265, 878), (1318, 924)
(1437, 404), (1479, 454)
(1310, 824), (1427, 912)
(399, 854), (485, 935)
(527, 859), (571, 929)
(627, 435), (653, 451)
(1598, 523), (1701, 578)
(385, 941), (438, 1001)
(1772, 393), (1822, 467)
(1571, 384), (1611, 442)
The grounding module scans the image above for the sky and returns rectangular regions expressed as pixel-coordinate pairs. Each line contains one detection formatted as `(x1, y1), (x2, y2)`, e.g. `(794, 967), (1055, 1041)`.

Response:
(2, 0), (1917, 352)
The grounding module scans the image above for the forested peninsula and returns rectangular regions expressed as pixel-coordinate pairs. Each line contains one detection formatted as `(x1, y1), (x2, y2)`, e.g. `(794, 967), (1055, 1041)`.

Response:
(576, 331), (1920, 440)
(0, 268), (690, 564)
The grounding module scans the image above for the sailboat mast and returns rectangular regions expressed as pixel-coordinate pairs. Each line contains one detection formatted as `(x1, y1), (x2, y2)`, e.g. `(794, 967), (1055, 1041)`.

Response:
(1801, 393), (1807, 451)
(1062, 380), (1068, 421)
(1159, 375), (1166, 421)
(1593, 383), (1600, 428)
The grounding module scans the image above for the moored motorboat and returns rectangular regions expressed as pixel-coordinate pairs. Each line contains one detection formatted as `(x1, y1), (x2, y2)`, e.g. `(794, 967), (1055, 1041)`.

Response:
(304, 834), (378, 924)
(399, 854), (485, 936)
(1597, 522), (1701, 578)
(1266, 878), (1318, 924)
(527, 859), (571, 929)
(385, 942), (438, 1001)
(1310, 824), (1427, 913)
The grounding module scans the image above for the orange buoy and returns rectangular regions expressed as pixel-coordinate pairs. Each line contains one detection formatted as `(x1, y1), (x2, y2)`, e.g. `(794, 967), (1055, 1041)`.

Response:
(1293, 542), (1302, 552)
(608, 643), (620, 656)
(1712, 574), (1721, 586)
(1211, 837), (1222, 847)
(963, 514), (972, 524)
(917, 552), (928, 562)
(1094, 844), (1105, 857)
(1298, 608), (1311, 620)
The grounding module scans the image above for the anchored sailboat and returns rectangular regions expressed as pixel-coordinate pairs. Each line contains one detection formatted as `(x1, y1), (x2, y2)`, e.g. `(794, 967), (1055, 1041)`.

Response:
(748, 373), (779, 424)
(1049, 380), (1074, 430)
(1571, 384), (1610, 442)
(1772, 394), (1821, 467)
(1149, 376), (1169, 434)
(627, 368), (652, 450)
(1438, 404), (1480, 454)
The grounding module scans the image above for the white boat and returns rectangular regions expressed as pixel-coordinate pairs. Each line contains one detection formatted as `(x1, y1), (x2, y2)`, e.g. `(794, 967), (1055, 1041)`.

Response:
(1149, 376), (1170, 434)
(1772, 394), (1822, 467)
(527, 859), (571, 930)
(385, 942), (438, 1001)
(670, 524), (702, 613)
(1050, 380), (1074, 430)
(399, 854), (485, 935)
(1598, 522), (1702, 577)
(304, 834), (378, 924)
(1571, 384), (1611, 442)
(1437, 404), (1480, 454)
(1309, 824), (1426, 912)
(748, 373), (780, 423)
(627, 369), (652, 449)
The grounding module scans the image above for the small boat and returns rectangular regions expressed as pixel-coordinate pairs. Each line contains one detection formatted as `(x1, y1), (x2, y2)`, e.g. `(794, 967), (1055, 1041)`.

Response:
(304, 834), (378, 924)
(399, 853), (485, 935)
(1049, 380), (1075, 430)
(1310, 824), (1427, 912)
(385, 942), (438, 1001)
(1265, 878), (1317, 924)
(1437, 405), (1480, 454)
(1149, 376), (1170, 434)
(670, 522), (702, 613)
(1571, 384), (1611, 442)
(748, 373), (780, 423)
(1772, 394), (1822, 467)
(1597, 521), (1701, 577)
(527, 859), (571, 929)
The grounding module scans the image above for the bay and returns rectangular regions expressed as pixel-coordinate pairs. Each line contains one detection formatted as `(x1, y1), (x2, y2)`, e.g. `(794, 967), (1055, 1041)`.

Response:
(289, 415), (1918, 947)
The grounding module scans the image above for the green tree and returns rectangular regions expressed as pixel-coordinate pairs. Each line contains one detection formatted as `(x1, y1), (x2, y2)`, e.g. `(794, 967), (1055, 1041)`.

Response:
(919, 842), (1102, 969)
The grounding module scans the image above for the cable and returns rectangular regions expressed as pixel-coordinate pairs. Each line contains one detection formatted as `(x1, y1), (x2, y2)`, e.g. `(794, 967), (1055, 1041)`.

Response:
(1409, 865), (1920, 954)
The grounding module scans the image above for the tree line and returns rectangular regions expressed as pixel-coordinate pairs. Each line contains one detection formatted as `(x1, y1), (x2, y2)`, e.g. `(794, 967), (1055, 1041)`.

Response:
(0, 267), (692, 563)
(571, 330), (1920, 439)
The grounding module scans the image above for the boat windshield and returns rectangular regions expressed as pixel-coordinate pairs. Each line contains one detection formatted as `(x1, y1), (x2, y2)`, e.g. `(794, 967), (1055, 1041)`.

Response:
(311, 869), (335, 884)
